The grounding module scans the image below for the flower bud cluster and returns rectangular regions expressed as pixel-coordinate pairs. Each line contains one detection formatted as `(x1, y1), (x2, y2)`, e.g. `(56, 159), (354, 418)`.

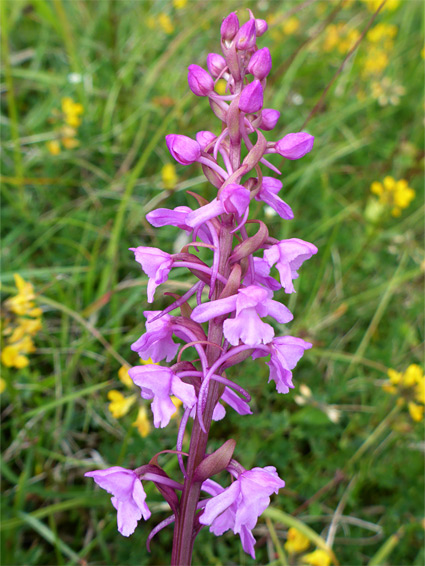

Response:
(86, 10), (317, 562)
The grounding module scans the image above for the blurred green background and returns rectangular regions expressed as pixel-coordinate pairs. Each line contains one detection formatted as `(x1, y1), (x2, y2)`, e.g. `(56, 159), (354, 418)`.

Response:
(1, 0), (424, 565)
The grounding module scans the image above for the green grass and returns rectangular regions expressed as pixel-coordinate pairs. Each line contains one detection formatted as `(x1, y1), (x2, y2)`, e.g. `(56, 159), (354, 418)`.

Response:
(1, 1), (424, 565)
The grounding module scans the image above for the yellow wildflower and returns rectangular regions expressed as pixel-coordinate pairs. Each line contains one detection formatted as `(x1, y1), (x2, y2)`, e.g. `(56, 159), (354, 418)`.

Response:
(47, 140), (61, 155)
(173, 0), (187, 8)
(0, 378), (6, 393)
(132, 406), (151, 437)
(370, 177), (415, 217)
(414, 379), (425, 405)
(158, 13), (174, 34)
(2, 343), (31, 369)
(388, 368), (402, 385)
(403, 364), (423, 387)
(363, 48), (389, 76)
(367, 23), (397, 44)
(285, 527), (310, 554)
(62, 136), (79, 149)
(362, 0), (400, 12)
(61, 97), (83, 116)
(107, 390), (136, 418)
(162, 163), (178, 190)
(6, 274), (36, 316)
(118, 364), (134, 388)
(215, 79), (227, 95)
(9, 318), (42, 343)
(302, 549), (332, 566)
(408, 402), (424, 423)
(2, 275), (42, 370)
(283, 17), (300, 36)
(383, 365), (424, 422)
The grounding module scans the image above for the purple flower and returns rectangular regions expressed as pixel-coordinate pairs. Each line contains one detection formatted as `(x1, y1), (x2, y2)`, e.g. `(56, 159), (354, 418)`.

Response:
(130, 247), (173, 303)
(239, 80), (263, 114)
(221, 12), (239, 41)
(146, 206), (192, 230)
(131, 311), (179, 363)
(207, 53), (226, 78)
(275, 132), (314, 160)
(253, 336), (312, 393)
(200, 466), (285, 558)
(186, 183), (250, 229)
(145, 206), (212, 245)
(255, 176), (294, 220)
(196, 130), (216, 151)
(188, 64), (214, 97)
(247, 47), (272, 80)
(259, 108), (280, 131)
(251, 257), (281, 291)
(85, 467), (150, 536)
(235, 20), (256, 50)
(166, 134), (201, 165)
(263, 238), (318, 293)
(129, 365), (197, 428)
(191, 285), (293, 346)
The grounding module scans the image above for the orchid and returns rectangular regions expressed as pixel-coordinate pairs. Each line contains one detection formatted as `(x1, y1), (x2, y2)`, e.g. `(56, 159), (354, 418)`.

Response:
(85, 467), (151, 536)
(86, 10), (317, 564)
(200, 466), (286, 558)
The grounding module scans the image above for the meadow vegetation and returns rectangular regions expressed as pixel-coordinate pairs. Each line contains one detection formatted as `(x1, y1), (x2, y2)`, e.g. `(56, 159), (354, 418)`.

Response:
(1, 0), (424, 564)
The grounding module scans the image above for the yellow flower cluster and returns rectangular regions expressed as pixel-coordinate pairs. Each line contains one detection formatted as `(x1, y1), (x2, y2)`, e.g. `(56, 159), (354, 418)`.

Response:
(269, 14), (300, 42)
(47, 97), (84, 155)
(285, 527), (310, 554)
(383, 364), (425, 422)
(302, 549), (332, 566)
(361, 0), (400, 13)
(322, 24), (360, 54)
(1, 274), (42, 369)
(362, 23), (398, 77)
(370, 176), (415, 217)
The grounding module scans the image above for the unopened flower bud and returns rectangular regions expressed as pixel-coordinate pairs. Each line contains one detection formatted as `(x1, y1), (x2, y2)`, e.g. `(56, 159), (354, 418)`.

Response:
(207, 53), (226, 78)
(235, 20), (256, 50)
(259, 109), (280, 131)
(255, 19), (268, 36)
(165, 134), (201, 165)
(196, 130), (216, 150)
(239, 80), (263, 114)
(221, 12), (239, 41)
(275, 132), (314, 160)
(188, 64), (214, 97)
(247, 47), (272, 80)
